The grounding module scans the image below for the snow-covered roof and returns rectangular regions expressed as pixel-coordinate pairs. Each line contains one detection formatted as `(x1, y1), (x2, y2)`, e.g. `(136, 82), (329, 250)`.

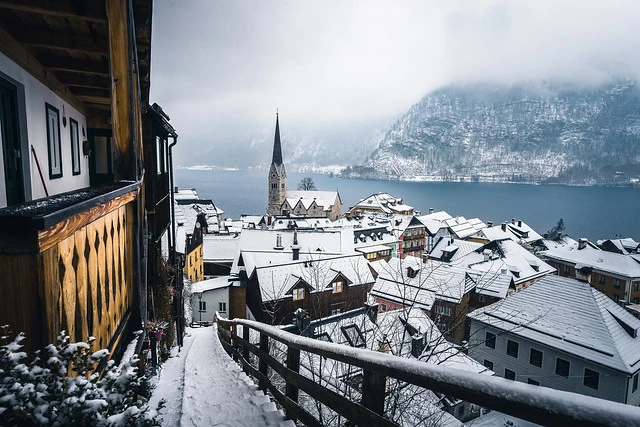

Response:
(270, 217), (335, 231)
(173, 188), (199, 200)
(234, 228), (354, 256)
(348, 192), (411, 215)
(444, 216), (487, 239)
(202, 235), (240, 262)
(251, 253), (375, 302)
(430, 238), (483, 262)
(416, 210), (453, 223)
(355, 244), (393, 254)
(192, 276), (231, 293)
(285, 190), (339, 211)
(542, 240), (640, 278)
(468, 275), (640, 374)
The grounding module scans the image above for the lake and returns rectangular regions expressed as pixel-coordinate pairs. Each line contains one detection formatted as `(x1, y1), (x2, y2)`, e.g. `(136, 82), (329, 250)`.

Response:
(174, 169), (639, 242)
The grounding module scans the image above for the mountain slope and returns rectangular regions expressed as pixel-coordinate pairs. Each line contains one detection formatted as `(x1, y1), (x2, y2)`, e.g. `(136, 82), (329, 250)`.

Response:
(352, 79), (640, 184)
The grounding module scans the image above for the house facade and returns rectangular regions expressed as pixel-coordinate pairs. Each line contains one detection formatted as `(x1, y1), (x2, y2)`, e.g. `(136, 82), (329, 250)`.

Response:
(0, 0), (160, 358)
(468, 275), (640, 405)
(190, 277), (231, 325)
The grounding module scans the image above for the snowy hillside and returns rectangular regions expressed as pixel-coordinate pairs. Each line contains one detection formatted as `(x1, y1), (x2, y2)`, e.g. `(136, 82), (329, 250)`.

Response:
(346, 79), (640, 185)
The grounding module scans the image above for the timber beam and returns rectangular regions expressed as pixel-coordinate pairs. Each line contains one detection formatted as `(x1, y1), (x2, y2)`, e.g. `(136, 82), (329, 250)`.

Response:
(20, 31), (109, 56)
(0, 0), (107, 24)
(37, 53), (109, 76)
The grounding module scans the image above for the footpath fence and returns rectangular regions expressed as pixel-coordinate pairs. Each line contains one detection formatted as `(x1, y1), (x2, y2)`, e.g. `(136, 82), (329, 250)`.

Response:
(216, 315), (640, 427)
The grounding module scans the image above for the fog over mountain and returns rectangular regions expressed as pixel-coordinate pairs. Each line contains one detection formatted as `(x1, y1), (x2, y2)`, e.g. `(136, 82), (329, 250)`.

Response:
(344, 78), (640, 185)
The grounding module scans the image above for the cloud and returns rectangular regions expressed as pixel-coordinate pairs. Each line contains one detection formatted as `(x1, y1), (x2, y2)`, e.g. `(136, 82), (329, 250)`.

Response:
(149, 0), (640, 163)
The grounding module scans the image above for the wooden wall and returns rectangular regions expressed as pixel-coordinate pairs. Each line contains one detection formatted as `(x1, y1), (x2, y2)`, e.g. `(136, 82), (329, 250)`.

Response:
(0, 197), (135, 354)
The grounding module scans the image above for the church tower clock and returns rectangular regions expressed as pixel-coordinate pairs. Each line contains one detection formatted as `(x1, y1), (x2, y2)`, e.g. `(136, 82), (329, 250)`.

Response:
(267, 112), (286, 215)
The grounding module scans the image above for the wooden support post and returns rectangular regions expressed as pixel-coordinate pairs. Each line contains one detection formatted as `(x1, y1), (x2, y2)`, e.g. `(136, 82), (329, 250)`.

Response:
(286, 346), (301, 419)
(361, 370), (386, 416)
(242, 325), (250, 362)
(259, 333), (269, 392)
(231, 325), (238, 362)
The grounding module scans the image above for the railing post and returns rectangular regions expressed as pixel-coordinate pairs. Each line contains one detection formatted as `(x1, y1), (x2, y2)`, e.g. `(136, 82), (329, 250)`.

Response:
(259, 332), (269, 392)
(361, 370), (386, 417)
(242, 325), (250, 362)
(231, 325), (238, 362)
(285, 345), (300, 419)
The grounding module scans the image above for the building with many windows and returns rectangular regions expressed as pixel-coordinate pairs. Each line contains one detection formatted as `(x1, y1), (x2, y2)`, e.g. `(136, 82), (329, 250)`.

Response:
(468, 275), (640, 404)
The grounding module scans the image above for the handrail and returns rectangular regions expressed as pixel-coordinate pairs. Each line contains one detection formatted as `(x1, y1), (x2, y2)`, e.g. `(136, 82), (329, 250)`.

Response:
(217, 315), (640, 427)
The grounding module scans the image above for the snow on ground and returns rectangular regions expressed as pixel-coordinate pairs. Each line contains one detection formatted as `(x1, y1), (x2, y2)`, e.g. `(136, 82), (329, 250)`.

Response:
(465, 410), (541, 427)
(149, 325), (294, 427)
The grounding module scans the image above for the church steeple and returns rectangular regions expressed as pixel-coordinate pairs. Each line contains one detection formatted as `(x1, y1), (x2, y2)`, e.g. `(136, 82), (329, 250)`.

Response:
(272, 111), (283, 165)
(267, 111), (287, 215)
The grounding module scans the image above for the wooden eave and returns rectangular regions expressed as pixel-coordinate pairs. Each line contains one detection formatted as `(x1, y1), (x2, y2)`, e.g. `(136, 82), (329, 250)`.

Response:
(0, 0), (152, 116)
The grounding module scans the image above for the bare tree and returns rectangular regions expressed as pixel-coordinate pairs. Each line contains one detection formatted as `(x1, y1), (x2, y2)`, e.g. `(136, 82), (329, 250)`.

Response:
(297, 177), (316, 191)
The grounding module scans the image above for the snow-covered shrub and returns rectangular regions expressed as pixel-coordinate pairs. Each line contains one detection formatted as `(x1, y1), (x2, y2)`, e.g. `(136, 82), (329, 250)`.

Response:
(0, 326), (159, 426)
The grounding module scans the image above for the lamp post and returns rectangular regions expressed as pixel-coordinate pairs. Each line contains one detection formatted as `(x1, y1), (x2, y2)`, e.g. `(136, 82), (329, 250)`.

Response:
(196, 291), (203, 325)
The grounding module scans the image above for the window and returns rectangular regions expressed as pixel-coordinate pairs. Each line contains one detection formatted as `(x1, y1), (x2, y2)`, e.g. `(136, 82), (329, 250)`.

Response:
(341, 324), (366, 347)
(332, 280), (344, 293)
(529, 348), (543, 367)
(313, 332), (332, 342)
(485, 332), (496, 349)
(505, 369), (516, 380)
(614, 279), (621, 289)
(156, 136), (163, 175)
(380, 303), (387, 312)
(198, 301), (206, 312)
(484, 359), (494, 370)
(218, 302), (227, 313)
(613, 294), (619, 303)
(479, 295), (487, 303)
(200, 265), (203, 274)
(634, 298), (640, 305)
(528, 378), (540, 386)
(46, 103), (62, 178)
(435, 305), (453, 316)
(556, 358), (570, 378)
(70, 118), (80, 175)
(633, 373), (638, 393)
(635, 282), (640, 291)
(563, 265), (570, 275)
(506, 340), (519, 358)
(331, 308), (342, 315)
(293, 288), (305, 300)
(598, 274), (605, 284)
(583, 368), (599, 390)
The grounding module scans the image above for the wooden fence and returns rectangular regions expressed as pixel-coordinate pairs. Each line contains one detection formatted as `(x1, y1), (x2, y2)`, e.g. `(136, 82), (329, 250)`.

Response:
(217, 315), (640, 427)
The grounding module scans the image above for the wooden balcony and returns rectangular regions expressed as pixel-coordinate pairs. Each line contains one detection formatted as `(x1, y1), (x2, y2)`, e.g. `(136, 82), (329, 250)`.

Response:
(0, 182), (140, 355)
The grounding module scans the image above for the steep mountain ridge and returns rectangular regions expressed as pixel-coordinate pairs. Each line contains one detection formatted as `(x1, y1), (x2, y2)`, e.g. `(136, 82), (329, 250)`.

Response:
(348, 79), (640, 185)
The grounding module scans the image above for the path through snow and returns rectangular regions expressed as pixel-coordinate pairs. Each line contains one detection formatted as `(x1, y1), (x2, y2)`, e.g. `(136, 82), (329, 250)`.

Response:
(150, 325), (294, 427)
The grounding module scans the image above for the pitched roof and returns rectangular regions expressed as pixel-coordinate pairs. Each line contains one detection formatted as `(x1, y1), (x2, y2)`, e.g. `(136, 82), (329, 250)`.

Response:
(285, 190), (340, 211)
(468, 275), (640, 373)
(192, 276), (231, 293)
(202, 235), (240, 262)
(542, 241), (640, 278)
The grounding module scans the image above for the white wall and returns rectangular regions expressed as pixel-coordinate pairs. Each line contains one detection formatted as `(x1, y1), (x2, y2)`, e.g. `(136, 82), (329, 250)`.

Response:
(191, 286), (229, 324)
(0, 51), (90, 207)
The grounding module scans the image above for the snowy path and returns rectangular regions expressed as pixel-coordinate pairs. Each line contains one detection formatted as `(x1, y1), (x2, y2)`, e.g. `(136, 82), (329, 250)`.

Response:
(151, 325), (294, 427)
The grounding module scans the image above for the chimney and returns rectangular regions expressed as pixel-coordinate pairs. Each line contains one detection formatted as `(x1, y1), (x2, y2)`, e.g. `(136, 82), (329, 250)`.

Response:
(365, 302), (379, 324)
(422, 254), (429, 263)
(518, 220), (522, 227)
(429, 208), (434, 214)
(174, 186), (178, 193)
(487, 221), (493, 227)
(511, 218), (516, 224)
(292, 230), (301, 260)
(578, 238), (588, 250)
(267, 216), (272, 226)
(501, 223), (507, 232)
(274, 233), (284, 250)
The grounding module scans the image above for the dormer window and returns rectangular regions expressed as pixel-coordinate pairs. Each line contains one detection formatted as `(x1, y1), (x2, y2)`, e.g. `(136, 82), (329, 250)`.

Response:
(332, 280), (344, 293)
(293, 288), (305, 301)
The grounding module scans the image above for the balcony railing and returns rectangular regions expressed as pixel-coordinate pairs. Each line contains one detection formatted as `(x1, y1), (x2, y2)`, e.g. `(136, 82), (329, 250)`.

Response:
(0, 182), (140, 355)
(217, 316), (640, 427)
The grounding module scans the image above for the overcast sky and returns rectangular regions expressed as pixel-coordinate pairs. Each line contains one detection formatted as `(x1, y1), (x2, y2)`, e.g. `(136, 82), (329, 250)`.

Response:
(150, 0), (640, 150)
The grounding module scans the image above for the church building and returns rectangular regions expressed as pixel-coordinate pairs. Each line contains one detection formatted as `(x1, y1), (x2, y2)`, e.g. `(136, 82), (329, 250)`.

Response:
(267, 113), (343, 220)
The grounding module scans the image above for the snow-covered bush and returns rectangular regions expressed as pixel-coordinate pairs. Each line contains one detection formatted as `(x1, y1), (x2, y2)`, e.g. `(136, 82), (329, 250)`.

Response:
(0, 326), (158, 426)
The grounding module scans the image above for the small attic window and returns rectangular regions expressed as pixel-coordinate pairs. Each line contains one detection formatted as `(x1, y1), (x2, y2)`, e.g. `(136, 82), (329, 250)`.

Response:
(313, 332), (332, 342)
(341, 324), (366, 347)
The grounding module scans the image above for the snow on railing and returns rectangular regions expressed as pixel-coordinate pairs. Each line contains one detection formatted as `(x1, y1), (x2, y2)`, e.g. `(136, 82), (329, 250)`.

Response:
(217, 315), (640, 427)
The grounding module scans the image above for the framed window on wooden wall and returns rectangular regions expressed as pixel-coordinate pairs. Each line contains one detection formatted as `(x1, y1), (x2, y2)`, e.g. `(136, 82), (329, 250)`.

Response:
(46, 103), (62, 178)
(70, 118), (80, 175)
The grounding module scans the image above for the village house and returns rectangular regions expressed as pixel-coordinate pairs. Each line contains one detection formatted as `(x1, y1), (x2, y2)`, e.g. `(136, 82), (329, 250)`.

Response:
(597, 237), (640, 255)
(541, 237), (640, 305)
(468, 275), (640, 405)
(266, 113), (342, 220)
(190, 277), (231, 326)
(346, 192), (414, 217)
(0, 1), (173, 357)
(392, 215), (427, 259)
(232, 244), (376, 324)
(370, 256), (513, 343)
(470, 219), (544, 246)
(202, 234), (239, 277)
(416, 209), (453, 252)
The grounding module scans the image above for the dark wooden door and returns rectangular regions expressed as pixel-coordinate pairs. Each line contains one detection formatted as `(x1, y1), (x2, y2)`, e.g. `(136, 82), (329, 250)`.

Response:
(87, 128), (113, 185)
(0, 79), (24, 206)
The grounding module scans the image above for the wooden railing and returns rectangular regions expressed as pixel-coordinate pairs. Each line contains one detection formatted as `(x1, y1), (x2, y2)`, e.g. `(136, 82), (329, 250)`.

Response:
(0, 182), (139, 355)
(217, 316), (640, 427)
